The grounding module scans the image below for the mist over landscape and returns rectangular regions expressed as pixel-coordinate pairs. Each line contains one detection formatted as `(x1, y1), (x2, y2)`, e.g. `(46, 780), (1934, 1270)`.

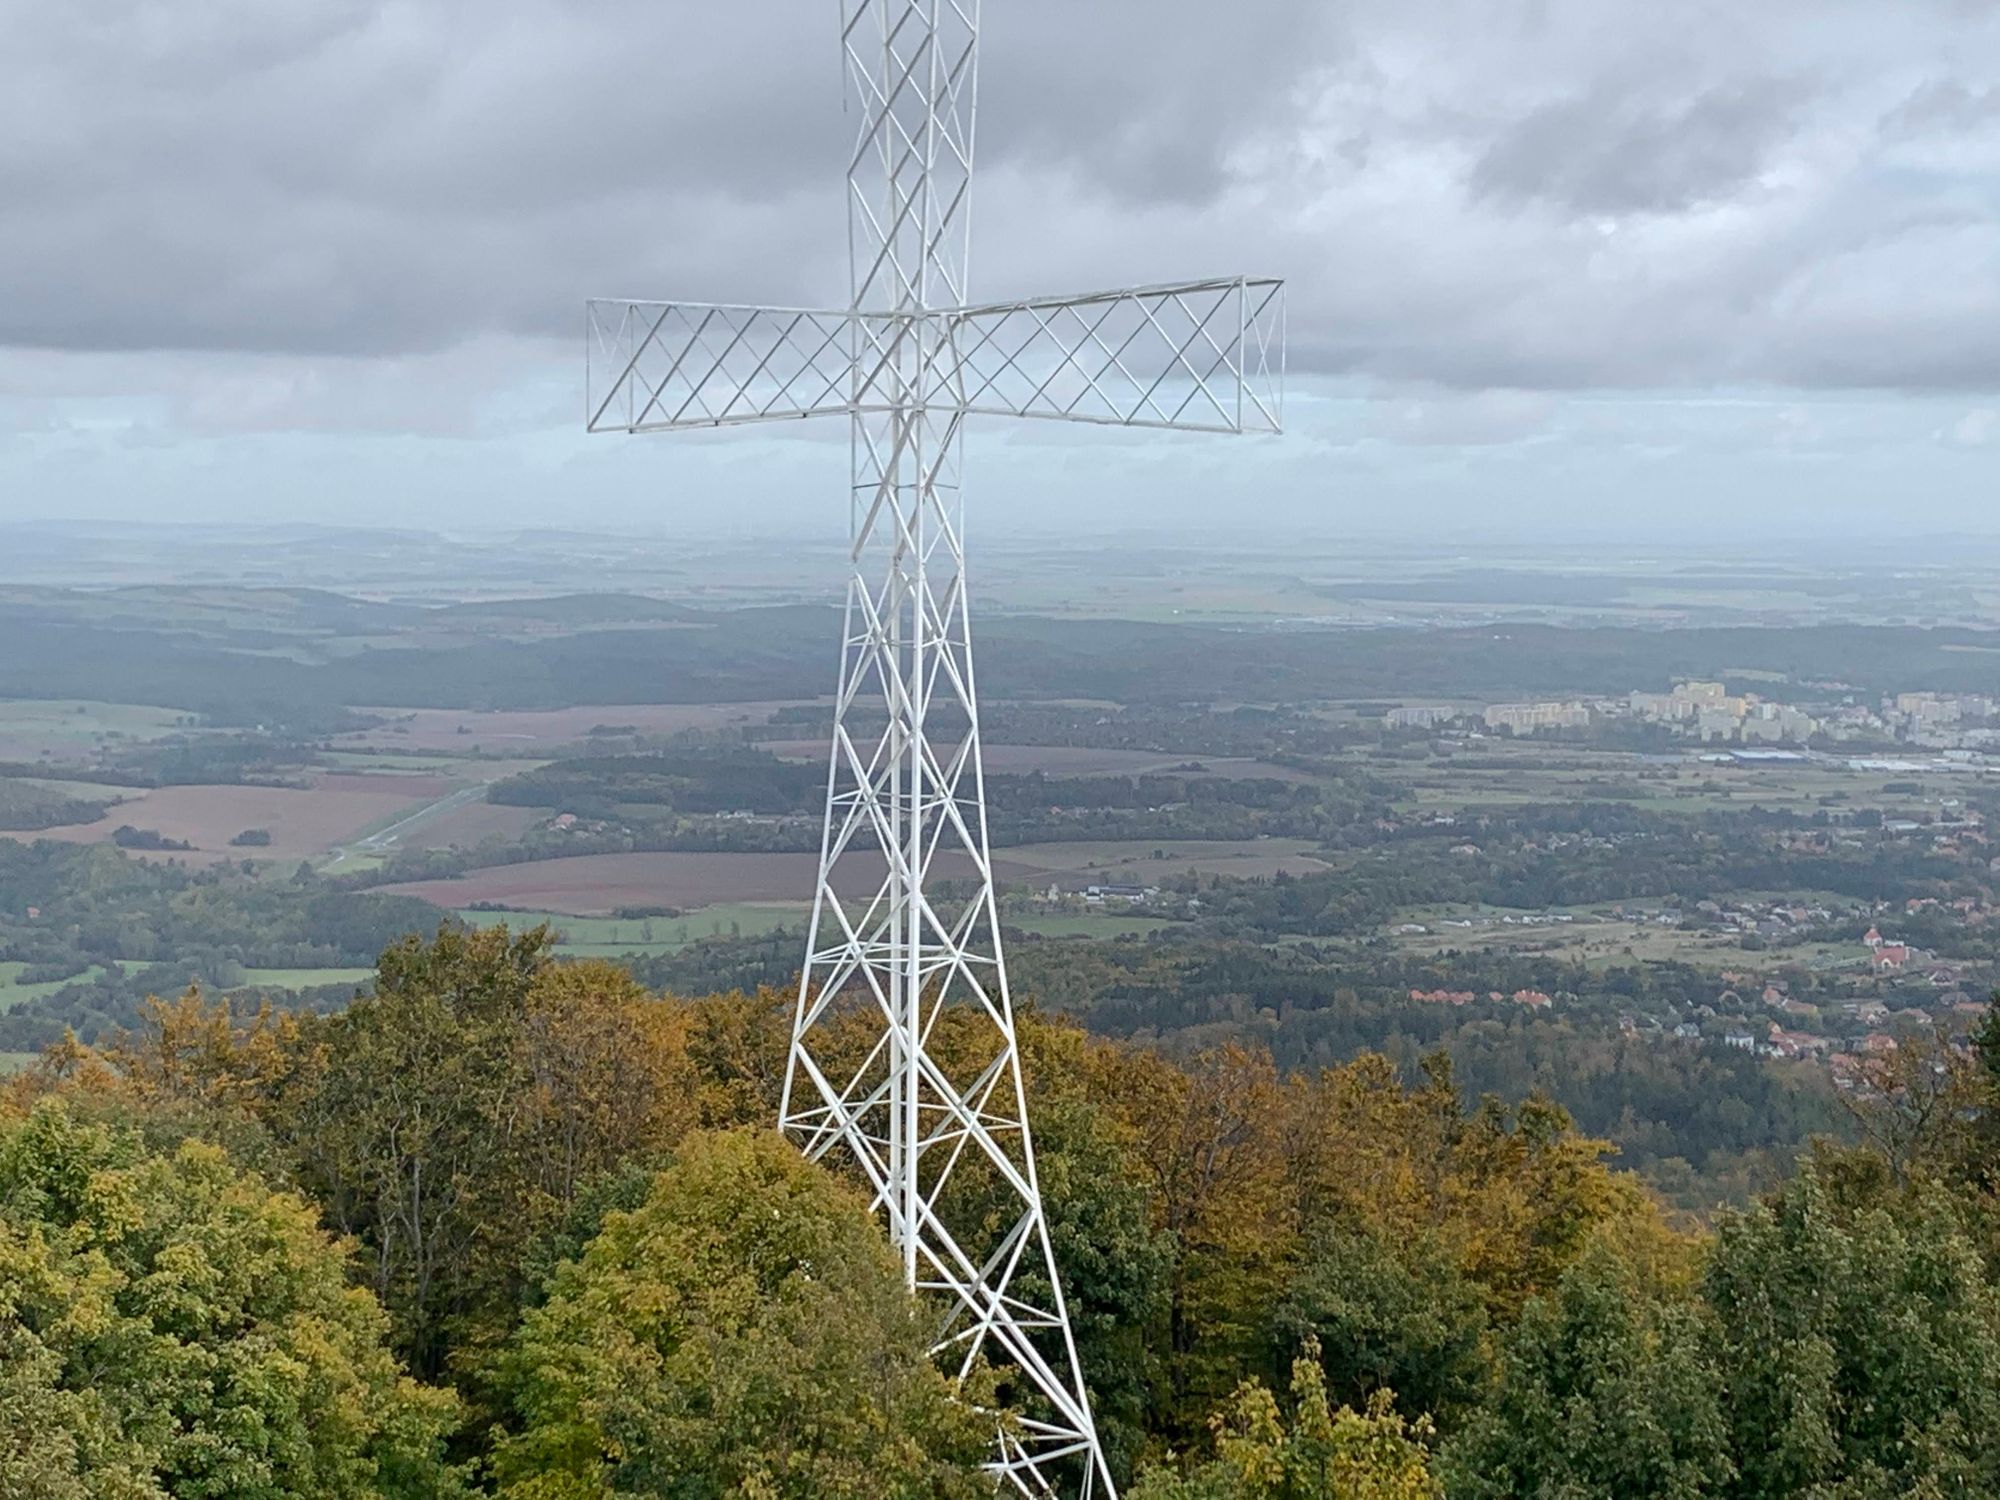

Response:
(6, 3), (2000, 1498)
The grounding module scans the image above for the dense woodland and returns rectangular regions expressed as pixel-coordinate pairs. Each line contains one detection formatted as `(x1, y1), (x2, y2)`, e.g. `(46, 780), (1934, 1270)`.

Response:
(0, 842), (438, 1044)
(4, 924), (1999, 1496)
(0, 837), (1869, 1211)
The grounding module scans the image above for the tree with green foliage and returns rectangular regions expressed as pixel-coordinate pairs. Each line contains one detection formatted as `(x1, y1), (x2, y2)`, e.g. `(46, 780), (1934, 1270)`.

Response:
(1004, 1015), (1177, 1480)
(273, 924), (554, 1378)
(1967, 993), (2000, 1193)
(1704, 1165), (2000, 1498)
(268, 927), (697, 1382)
(1439, 1241), (1729, 1499)
(491, 1128), (996, 1498)
(0, 1100), (463, 1499)
(1274, 1221), (1488, 1430)
(1131, 1337), (1439, 1500)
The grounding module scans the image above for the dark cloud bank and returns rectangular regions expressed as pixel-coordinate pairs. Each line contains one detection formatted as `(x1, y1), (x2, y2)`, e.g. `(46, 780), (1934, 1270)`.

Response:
(2, 0), (1998, 391)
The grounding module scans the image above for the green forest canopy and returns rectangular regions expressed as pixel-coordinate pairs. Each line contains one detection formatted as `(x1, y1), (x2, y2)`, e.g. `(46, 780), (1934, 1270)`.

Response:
(2, 926), (1997, 1496)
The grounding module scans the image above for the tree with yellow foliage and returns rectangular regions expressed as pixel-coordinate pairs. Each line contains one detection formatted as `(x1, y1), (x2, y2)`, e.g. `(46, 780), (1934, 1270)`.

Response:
(0, 1100), (464, 1498)
(1130, 1337), (1439, 1500)
(491, 1129), (995, 1499)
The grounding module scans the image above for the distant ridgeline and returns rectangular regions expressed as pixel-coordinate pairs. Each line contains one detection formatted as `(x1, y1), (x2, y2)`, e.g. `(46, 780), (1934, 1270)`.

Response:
(4, 586), (2000, 724)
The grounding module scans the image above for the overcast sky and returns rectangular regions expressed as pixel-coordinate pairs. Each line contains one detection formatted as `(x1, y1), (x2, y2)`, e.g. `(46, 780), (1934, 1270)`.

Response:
(3, 0), (1998, 545)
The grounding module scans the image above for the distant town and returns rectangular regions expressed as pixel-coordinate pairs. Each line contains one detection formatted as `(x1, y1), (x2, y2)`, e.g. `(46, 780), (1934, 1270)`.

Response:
(1389, 679), (2000, 751)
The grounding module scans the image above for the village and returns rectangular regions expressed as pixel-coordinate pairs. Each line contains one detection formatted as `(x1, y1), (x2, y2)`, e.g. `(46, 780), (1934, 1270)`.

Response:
(1401, 892), (1994, 1089)
(1390, 680), (2000, 751)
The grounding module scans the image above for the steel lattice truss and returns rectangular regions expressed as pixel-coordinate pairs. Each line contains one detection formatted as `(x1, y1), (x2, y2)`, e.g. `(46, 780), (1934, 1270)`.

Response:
(585, 4), (1282, 1494)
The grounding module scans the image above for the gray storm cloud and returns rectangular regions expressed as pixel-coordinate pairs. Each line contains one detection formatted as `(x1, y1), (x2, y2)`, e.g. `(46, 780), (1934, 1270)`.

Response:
(1, 0), (1998, 392)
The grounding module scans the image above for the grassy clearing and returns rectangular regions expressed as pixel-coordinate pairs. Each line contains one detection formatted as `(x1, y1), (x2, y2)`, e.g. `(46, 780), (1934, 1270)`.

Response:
(0, 1052), (39, 1075)
(1004, 838), (1334, 884)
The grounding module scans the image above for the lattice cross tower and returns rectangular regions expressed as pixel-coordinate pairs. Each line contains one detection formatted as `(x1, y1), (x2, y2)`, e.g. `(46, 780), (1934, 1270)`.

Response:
(585, 5), (1283, 1493)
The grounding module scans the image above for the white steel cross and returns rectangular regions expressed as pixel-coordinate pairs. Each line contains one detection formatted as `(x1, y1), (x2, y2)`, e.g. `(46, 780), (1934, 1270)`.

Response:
(585, 5), (1282, 1494)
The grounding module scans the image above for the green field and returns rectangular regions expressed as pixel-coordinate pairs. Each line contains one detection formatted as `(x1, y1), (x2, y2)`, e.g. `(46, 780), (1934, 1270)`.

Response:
(468, 903), (1172, 950)
(320, 749), (550, 781)
(1374, 744), (1960, 819)
(320, 750), (484, 773)
(0, 961), (108, 1012)
(234, 967), (376, 992)
(0, 699), (195, 755)
(1384, 905), (1871, 974)
(454, 903), (808, 957)
(11, 774), (138, 800)
(0, 1052), (39, 1075)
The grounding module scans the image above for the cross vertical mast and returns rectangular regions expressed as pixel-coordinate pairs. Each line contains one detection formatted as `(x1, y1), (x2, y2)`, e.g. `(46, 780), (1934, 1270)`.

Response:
(585, 7), (1280, 1492)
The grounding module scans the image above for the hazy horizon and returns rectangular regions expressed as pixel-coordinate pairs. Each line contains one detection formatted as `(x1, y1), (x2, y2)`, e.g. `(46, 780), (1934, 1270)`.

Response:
(5, 1), (2000, 543)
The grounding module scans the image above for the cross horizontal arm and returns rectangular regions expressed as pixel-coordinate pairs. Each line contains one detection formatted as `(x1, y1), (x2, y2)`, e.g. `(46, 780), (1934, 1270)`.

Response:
(586, 299), (879, 433)
(944, 275), (1284, 435)
(586, 275), (1285, 438)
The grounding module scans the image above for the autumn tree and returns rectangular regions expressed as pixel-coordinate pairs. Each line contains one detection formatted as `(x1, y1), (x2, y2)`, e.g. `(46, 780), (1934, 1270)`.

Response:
(1009, 1013), (1177, 1479)
(1280, 1054), (1670, 1326)
(491, 1128), (996, 1498)
(1106, 1042), (1292, 1432)
(1838, 1022), (1978, 1189)
(1972, 994), (2000, 1182)
(0, 1100), (463, 1498)
(680, 984), (794, 1129)
(511, 958), (698, 1205)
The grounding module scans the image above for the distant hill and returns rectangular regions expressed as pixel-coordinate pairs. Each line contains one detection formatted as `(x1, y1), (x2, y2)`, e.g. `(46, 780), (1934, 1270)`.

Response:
(433, 594), (701, 626)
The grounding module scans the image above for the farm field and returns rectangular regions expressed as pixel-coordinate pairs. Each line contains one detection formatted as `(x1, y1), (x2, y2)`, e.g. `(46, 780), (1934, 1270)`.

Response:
(332, 702), (821, 754)
(380, 849), (1041, 915)
(452, 901), (1170, 952)
(319, 750), (492, 774)
(0, 699), (196, 763)
(9, 762), (551, 871)
(2, 960), (374, 1017)
(1000, 837), (1335, 884)
(382, 837), (1324, 916)
(454, 902), (809, 956)
(30, 780), (441, 863)
(8, 775), (140, 801)
(758, 740), (1319, 781)
(401, 799), (543, 847)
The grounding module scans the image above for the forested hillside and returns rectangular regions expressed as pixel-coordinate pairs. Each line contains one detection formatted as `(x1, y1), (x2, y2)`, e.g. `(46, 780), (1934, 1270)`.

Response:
(5, 926), (1998, 1496)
